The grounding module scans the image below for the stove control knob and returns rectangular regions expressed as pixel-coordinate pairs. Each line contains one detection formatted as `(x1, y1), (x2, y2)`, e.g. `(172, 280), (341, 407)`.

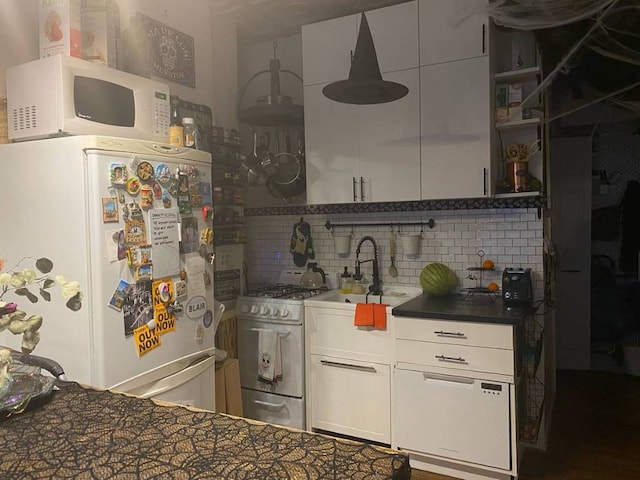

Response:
(240, 304), (250, 313)
(272, 308), (280, 317)
(281, 308), (290, 318)
(260, 306), (270, 316)
(250, 305), (259, 314)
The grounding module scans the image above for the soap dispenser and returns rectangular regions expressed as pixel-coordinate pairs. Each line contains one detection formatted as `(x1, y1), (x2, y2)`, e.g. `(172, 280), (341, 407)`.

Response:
(340, 267), (353, 294)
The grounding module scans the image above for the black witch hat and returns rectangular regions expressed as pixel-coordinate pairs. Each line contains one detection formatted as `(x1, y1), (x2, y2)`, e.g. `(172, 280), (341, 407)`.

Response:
(323, 12), (409, 105)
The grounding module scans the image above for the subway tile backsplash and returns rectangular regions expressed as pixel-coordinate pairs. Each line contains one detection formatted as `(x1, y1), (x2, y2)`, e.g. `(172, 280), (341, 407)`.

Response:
(244, 208), (544, 300)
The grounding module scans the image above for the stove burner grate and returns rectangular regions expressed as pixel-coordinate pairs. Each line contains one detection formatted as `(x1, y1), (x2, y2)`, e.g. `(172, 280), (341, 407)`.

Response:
(251, 283), (328, 300)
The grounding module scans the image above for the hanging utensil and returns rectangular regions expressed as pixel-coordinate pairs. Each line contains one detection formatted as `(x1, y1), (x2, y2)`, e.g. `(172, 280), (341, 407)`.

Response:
(389, 236), (398, 278)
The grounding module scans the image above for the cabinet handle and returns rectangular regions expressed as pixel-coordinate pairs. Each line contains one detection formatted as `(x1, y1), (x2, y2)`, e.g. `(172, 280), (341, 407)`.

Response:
(434, 330), (466, 338)
(482, 24), (486, 53)
(483, 168), (488, 196)
(353, 177), (357, 202)
(435, 355), (467, 364)
(320, 359), (377, 373)
(360, 176), (365, 202)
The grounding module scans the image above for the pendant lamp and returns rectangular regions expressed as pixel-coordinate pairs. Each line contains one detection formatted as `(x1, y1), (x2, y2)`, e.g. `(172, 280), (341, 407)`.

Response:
(323, 12), (409, 105)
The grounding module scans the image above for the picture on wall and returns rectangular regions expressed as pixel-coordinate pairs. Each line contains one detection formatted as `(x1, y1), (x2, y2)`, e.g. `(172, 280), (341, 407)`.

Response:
(135, 13), (195, 88)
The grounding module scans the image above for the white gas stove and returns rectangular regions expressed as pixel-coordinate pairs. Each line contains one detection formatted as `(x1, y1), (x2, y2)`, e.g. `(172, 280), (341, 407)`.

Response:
(236, 270), (338, 430)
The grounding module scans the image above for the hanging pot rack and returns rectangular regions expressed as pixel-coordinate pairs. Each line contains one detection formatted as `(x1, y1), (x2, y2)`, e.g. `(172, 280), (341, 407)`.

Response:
(238, 41), (304, 127)
(324, 219), (435, 232)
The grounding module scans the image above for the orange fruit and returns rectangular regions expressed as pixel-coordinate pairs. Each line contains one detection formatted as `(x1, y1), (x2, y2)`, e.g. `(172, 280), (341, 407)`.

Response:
(487, 282), (499, 292)
(482, 259), (495, 270)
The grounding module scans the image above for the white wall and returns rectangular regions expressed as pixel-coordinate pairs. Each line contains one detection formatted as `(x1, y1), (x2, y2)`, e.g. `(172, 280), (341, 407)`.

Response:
(0, 0), (238, 126)
(0, 0), (39, 96)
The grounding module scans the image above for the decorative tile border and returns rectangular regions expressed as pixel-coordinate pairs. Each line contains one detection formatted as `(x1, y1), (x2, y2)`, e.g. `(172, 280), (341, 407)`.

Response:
(245, 195), (546, 217)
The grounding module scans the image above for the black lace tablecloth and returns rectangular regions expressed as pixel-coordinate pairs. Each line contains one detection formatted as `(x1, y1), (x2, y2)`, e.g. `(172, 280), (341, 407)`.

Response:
(0, 383), (410, 479)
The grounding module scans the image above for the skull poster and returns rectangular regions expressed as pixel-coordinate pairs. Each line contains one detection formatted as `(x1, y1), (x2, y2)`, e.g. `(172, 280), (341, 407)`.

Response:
(136, 13), (195, 88)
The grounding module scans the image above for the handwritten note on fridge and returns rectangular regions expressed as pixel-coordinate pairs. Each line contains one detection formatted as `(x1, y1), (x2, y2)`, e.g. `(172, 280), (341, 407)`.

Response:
(149, 208), (180, 278)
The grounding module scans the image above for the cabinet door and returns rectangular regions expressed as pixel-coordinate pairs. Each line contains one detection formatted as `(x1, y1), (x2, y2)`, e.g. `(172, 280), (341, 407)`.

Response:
(358, 68), (421, 202)
(419, 0), (488, 66)
(310, 355), (390, 444)
(363, 0), (419, 73)
(302, 15), (357, 86)
(420, 57), (490, 200)
(304, 83), (360, 205)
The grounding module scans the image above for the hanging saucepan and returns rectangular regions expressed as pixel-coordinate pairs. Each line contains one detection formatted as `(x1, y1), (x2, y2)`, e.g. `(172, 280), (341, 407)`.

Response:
(256, 131), (280, 179)
(266, 129), (306, 201)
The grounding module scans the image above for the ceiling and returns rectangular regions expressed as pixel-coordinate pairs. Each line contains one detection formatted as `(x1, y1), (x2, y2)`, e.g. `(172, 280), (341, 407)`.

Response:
(212, 0), (410, 44)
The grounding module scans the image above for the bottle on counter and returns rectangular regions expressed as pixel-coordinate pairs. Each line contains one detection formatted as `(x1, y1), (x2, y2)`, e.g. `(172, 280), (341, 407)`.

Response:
(169, 97), (184, 146)
(340, 266), (353, 294)
(182, 117), (198, 149)
(351, 272), (367, 294)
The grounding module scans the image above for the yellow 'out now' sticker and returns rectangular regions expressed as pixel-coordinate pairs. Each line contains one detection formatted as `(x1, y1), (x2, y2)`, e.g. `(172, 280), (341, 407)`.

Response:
(152, 278), (176, 335)
(134, 325), (161, 356)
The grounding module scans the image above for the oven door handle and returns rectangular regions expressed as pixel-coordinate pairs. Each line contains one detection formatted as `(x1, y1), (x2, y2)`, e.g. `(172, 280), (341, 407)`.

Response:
(248, 327), (290, 338)
(253, 399), (286, 410)
(320, 359), (377, 373)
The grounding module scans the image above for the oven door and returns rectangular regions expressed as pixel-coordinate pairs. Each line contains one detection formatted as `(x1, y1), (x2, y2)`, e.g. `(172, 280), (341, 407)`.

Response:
(237, 318), (304, 398)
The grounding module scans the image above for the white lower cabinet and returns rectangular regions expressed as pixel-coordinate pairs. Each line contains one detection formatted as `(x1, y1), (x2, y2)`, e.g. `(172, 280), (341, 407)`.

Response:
(310, 355), (390, 444)
(394, 368), (511, 470)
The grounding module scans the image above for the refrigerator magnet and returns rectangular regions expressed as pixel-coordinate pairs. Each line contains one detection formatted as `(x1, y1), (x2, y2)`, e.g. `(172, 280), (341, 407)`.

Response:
(133, 325), (161, 357)
(108, 279), (131, 312)
(126, 177), (141, 195)
(101, 197), (119, 223)
(140, 185), (153, 209)
(136, 161), (154, 182)
(155, 163), (171, 185)
(110, 163), (128, 185)
(152, 182), (162, 200)
(202, 309), (213, 328)
(135, 264), (153, 282)
(125, 218), (147, 246)
(162, 191), (172, 208)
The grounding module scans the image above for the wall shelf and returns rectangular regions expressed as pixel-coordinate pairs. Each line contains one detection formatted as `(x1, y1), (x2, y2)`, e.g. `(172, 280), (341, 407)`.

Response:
(495, 118), (541, 130)
(494, 66), (541, 83)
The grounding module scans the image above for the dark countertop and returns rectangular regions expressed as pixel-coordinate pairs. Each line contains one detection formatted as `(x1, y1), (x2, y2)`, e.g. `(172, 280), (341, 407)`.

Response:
(392, 293), (531, 325)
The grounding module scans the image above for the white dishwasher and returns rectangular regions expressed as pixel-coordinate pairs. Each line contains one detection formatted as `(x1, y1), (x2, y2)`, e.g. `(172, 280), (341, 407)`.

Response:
(394, 367), (511, 470)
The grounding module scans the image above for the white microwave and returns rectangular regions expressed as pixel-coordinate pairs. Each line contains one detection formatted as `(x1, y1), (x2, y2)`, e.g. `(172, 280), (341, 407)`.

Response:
(6, 55), (170, 142)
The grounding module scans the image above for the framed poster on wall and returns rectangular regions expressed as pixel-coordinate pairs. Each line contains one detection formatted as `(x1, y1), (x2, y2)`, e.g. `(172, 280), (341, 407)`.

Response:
(135, 13), (196, 88)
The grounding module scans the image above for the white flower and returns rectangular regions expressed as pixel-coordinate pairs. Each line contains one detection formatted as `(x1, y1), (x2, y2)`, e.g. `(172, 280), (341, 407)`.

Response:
(21, 268), (37, 283)
(56, 276), (81, 299)
(10, 273), (25, 288)
(0, 273), (10, 285)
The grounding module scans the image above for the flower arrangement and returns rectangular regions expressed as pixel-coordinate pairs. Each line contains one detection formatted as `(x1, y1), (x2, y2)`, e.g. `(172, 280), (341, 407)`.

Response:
(0, 256), (82, 353)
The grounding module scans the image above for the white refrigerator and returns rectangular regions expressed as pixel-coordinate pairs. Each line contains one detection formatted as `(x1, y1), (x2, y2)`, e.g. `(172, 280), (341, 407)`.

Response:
(0, 135), (218, 410)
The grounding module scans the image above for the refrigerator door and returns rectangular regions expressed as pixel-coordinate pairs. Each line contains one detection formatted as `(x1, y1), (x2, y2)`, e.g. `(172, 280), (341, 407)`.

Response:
(85, 147), (216, 389)
(110, 349), (216, 410)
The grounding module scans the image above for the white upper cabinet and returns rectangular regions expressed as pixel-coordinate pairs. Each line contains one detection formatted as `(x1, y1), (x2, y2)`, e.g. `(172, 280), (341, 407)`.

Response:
(363, 0), (420, 73)
(304, 83), (360, 205)
(419, 0), (489, 66)
(420, 56), (490, 199)
(302, 15), (357, 86)
(358, 68), (421, 203)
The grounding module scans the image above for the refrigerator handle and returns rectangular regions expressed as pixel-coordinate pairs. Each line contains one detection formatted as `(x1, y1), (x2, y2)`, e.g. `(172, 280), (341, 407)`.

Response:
(123, 355), (215, 399)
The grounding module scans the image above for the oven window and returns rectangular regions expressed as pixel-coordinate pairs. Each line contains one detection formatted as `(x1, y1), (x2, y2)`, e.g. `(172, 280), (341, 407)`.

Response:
(74, 76), (135, 126)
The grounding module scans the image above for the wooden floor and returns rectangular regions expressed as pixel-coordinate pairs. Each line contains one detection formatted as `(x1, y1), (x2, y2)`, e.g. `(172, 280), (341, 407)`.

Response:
(412, 370), (640, 480)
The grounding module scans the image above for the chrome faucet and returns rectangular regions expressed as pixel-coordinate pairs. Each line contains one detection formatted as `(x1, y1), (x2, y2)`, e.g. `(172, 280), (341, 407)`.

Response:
(355, 236), (382, 296)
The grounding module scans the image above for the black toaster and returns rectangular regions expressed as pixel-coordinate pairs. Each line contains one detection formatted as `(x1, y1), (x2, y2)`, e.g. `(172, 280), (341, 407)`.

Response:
(502, 268), (533, 305)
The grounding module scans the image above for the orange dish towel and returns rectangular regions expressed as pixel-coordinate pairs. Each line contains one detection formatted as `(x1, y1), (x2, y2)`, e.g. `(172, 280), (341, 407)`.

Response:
(354, 303), (374, 326)
(373, 304), (389, 329)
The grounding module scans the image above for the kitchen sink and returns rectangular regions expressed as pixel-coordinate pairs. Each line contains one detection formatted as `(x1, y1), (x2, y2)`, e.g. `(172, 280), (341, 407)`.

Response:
(305, 288), (423, 308)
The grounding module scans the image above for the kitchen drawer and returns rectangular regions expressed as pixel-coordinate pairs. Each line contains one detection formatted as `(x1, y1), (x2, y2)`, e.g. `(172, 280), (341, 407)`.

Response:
(306, 306), (391, 364)
(394, 316), (513, 350)
(310, 355), (390, 444)
(395, 339), (514, 376)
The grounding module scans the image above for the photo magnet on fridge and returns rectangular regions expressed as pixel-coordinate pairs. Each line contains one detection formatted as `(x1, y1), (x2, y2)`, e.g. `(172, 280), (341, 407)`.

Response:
(123, 281), (153, 336)
(108, 279), (131, 311)
(101, 197), (119, 223)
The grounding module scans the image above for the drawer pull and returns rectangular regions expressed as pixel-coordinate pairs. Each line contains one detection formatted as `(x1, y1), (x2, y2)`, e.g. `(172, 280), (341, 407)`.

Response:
(435, 355), (467, 364)
(253, 399), (286, 410)
(320, 359), (377, 373)
(434, 331), (466, 338)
